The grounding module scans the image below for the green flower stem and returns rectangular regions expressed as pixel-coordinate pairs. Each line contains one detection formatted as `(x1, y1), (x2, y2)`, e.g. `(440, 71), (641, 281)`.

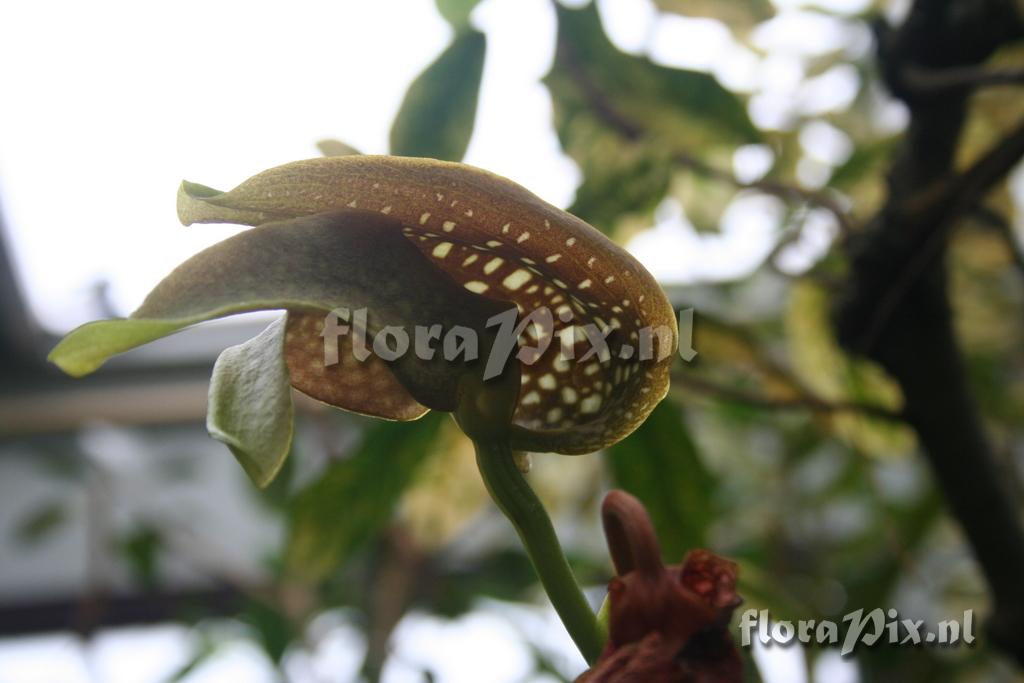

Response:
(596, 591), (611, 640)
(472, 437), (605, 664)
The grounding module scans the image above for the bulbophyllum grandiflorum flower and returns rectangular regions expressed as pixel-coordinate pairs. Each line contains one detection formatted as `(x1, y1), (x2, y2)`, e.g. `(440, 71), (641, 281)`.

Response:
(578, 491), (742, 683)
(48, 156), (678, 664)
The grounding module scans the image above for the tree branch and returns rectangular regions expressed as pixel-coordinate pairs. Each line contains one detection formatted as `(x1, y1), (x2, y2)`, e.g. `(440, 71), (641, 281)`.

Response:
(904, 64), (1024, 94)
(671, 371), (905, 423)
(837, 0), (1024, 664)
(558, 40), (855, 236)
(852, 115), (1024, 352)
(672, 150), (855, 238)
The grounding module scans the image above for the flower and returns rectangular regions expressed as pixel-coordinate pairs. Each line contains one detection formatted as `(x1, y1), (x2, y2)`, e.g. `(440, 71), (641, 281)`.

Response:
(578, 490), (742, 683)
(49, 156), (678, 486)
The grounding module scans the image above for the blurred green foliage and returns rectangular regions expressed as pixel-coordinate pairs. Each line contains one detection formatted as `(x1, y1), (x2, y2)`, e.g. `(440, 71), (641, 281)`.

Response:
(287, 413), (445, 580)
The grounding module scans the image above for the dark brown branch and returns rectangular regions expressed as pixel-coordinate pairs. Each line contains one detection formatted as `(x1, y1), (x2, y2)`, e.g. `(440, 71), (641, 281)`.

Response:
(853, 115), (1024, 352)
(672, 151), (855, 237)
(904, 64), (1024, 94)
(0, 588), (247, 637)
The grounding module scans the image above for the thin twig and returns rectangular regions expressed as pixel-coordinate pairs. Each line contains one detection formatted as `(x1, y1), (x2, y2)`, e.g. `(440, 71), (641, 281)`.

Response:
(973, 206), (1024, 279)
(671, 371), (905, 422)
(557, 36), (856, 236)
(672, 150), (855, 237)
(904, 64), (1024, 94)
(856, 115), (1024, 352)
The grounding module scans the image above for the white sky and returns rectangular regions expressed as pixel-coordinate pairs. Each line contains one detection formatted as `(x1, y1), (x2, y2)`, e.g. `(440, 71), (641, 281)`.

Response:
(0, 0), (576, 333)
(0, 0), (866, 334)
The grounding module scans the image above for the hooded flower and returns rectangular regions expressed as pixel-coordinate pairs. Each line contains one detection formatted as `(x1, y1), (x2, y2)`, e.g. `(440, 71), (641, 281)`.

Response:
(49, 156), (678, 487)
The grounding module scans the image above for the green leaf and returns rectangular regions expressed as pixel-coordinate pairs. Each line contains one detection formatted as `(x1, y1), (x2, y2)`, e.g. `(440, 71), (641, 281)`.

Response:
(568, 141), (673, 235)
(828, 137), (896, 189)
(49, 211), (508, 414)
(653, 0), (774, 35)
(545, 3), (756, 232)
(390, 29), (486, 162)
(119, 525), (162, 589)
(286, 413), (445, 579)
(208, 315), (294, 488)
(546, 3), (758, 152)
(14, 502), (66, 545)
(315, 139), (362, 157)
(435, 0), (482, 29)
(243, 599), (295, 664)
(604, 398), (715, 561)
(672, 164), (738, 234)
(165, 637), (218, 682)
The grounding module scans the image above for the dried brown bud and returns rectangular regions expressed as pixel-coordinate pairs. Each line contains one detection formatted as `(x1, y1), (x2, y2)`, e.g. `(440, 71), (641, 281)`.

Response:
(577, 491), (742, 683)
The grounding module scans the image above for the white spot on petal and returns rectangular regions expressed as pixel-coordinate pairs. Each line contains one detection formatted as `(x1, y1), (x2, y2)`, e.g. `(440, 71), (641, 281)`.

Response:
(581, 394), (602, 414)
(484, 257), (504, 275)
(503, 269), (532, 290)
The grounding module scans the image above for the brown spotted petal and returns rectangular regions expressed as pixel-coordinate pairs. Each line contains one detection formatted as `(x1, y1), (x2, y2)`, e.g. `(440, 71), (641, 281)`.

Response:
(178, 156), (678, 454)
(581, 491), (742, 683)
(284, 310), (427, 421)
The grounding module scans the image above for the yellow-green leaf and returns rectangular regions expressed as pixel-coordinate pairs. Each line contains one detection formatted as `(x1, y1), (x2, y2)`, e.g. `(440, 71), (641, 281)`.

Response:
(435, 0), (482, 29)
(785, 281), (914, 456)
